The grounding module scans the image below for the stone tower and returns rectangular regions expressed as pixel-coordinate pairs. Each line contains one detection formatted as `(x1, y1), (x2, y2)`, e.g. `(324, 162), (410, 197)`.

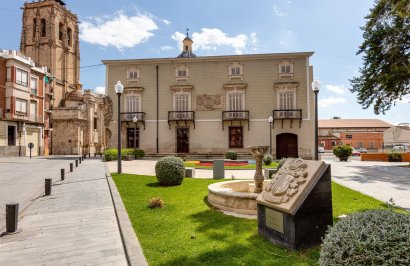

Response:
(20, 0), (81, 108)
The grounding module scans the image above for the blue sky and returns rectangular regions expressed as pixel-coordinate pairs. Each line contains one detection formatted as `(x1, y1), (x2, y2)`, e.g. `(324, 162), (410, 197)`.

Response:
(1, 0), (409, 125)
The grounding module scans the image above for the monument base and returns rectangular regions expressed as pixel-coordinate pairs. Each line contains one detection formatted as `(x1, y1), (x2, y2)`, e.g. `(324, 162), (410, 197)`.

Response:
(257, 164), (332, 250)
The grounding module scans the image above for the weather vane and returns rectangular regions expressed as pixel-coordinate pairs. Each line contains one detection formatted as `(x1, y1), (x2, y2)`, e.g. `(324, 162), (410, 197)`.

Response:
(186, 27), (189, 37)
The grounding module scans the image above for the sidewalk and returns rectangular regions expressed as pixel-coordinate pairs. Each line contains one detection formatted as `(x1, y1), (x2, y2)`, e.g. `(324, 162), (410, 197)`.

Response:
(0, 158), (129, 265)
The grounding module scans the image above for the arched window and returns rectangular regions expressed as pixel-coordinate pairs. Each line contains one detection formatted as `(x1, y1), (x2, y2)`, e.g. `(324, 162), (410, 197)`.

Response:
(41, 19), (46, 37)
(67, 28), (72, 46)
(185, 45), (188, 51)
(59, 23), (64, 40)
(33, 18), (37, 37)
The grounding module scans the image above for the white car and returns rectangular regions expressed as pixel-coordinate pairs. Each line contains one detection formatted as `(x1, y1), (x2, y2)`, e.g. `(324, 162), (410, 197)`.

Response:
(318, 146), (325, 153)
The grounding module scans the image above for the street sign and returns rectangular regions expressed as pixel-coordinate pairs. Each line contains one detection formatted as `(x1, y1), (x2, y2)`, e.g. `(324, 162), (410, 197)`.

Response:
(28, 142), (34, 158)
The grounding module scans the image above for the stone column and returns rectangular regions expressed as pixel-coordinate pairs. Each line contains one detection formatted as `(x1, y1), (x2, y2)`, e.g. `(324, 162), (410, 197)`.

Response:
(250, 146), (269, 193)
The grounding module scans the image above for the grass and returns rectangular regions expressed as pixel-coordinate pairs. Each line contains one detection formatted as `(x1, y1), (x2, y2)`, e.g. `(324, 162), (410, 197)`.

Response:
(112, 174), (393, 266)
(184, 162), (278, 170)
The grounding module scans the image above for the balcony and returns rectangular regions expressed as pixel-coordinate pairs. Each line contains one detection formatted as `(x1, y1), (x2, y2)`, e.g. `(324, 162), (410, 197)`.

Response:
(222, 110), (250, 130)
(121, 112), (146, 129)
(272, 109), (302, 128)
(168, 111), (195, 129)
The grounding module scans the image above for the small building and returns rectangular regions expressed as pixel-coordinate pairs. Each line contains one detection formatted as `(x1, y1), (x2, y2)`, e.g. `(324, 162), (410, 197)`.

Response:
(318, 119), (393, 151)
(103, 36), (317, 159)
(0, 49), (52, 157)
(383, 123), (410, 148)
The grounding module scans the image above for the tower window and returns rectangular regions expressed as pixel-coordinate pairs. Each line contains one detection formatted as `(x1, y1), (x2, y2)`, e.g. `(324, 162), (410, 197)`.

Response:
(41, 19), (46, 37)
(67, 28), (72, 46)
(59, 23), (64, 41)
(33, 19), (37, 37)
(185, 45), (188, 52)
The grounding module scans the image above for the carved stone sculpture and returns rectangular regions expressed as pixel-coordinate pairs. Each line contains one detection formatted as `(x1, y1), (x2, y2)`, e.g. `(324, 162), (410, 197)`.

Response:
(195, 94), (222, 110)
(250, 146), (269, 193)
(261, 158), (308, 204)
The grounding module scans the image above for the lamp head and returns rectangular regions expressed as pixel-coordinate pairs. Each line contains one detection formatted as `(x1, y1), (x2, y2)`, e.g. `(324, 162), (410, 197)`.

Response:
(268, 116), (273, 123)
(114, 81), (124, 94)
(133, 116), (138, 123)
(311, 79), (320, 92)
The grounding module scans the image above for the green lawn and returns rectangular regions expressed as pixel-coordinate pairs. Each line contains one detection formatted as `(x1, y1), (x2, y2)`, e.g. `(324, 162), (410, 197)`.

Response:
(184, 162), (278, 170)
(112, 174), (393, 266)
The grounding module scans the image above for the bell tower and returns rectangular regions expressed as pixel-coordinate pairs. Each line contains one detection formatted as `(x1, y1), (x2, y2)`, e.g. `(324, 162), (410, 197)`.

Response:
(20, 0), (81, 108)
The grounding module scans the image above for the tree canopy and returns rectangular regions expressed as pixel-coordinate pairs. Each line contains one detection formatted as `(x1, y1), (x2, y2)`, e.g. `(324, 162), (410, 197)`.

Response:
(350, 0), (410, 114)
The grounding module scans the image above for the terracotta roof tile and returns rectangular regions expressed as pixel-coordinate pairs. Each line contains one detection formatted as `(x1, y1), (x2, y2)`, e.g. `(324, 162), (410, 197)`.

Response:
(318, 119), (393, 129)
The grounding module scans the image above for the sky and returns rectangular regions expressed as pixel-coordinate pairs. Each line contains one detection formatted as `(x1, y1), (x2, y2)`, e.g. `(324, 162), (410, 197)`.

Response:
(0, 0), (409, 125)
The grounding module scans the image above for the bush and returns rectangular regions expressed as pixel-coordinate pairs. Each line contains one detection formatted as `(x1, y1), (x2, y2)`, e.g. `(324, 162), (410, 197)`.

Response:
(148, 197), (164, 209)
(319, 210), (410, 266)
(387, 152), (402, 162)
(225, 150), (238, 160)
(333, 145), (353, 158)
(262, 154), (273, 165)
(104, 148), (145, 161)
(155, 156), (185, 186)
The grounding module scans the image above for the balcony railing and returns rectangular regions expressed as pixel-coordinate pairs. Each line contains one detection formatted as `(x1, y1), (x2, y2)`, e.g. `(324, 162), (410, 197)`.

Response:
(222, 110), (250, 130)
(272, 109), (302, 128)
(121, 112), (146, 129)
(168, 111), (195, 129)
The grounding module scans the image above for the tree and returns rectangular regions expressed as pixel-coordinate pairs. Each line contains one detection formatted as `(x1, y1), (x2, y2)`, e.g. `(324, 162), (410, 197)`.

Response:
(350, 0), (410, 114)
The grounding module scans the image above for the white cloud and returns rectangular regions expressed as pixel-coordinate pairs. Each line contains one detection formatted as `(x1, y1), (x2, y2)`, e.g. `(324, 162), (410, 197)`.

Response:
(325, 84), (348, 95)
(319, 97), (347, 108)
(398, 94), (410, 104)
(272, 4), (287, 17)
(79, 11), (158, 50)
(278, 30), (296, 49)
(160, 45), (174, 51)
(172, 28), (256, 55)
(163, 19), (171, 25)
(94, 86), (106, 95)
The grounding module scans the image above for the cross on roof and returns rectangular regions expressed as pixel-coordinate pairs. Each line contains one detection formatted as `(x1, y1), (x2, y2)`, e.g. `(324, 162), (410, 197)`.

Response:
(186, 27), (189, 37)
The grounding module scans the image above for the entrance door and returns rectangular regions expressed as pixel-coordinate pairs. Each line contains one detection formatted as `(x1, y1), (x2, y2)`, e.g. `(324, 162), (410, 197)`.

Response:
(229, 127), (243, 148)
(126, 128), (139, 148)
(176, 127), (189, 153)
(26, 128), (40, 156)
(276, 133), (298, 159)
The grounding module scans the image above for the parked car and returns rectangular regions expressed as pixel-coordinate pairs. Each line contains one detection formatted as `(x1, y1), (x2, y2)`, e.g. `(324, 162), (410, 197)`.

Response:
(356, 147), (368, 153)
(318, 146), (325, 153)
(392, 145), (409, 153)
(351, 148), (361, 156)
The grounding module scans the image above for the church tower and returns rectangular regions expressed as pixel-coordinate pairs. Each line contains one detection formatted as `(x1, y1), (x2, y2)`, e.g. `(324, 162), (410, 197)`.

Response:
(20, 0), (81, 108)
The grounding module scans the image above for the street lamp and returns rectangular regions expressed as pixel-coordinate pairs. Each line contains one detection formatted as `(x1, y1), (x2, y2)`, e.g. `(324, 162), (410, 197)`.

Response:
(114, 81), (124, 174)
(133, 116), (138, 148)
(268, 115), (273, 155)
(312, 79), (321, 160)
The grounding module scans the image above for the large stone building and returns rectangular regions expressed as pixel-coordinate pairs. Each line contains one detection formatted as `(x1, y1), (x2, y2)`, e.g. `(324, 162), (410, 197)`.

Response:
(104, 36), (316, 159)
(18, 0), (109, 155)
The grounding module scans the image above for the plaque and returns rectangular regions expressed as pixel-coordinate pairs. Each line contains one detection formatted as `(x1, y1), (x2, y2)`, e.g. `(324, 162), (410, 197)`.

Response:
(265, 208), (284, 234)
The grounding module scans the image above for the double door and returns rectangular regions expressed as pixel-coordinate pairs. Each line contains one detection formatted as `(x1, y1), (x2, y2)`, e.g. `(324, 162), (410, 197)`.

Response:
(176, 127), (189, 153)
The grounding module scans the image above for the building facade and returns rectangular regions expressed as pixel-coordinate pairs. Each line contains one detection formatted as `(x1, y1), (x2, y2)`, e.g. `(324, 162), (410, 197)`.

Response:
(0, 49), (52, 157)
(104, 37), (316, 159)
(383, 123), (410, 148)
(318, 119), (393, 151)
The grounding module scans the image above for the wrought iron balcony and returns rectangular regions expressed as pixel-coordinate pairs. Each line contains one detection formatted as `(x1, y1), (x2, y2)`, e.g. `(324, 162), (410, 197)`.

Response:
(272, 109), (302, 128)
(121, 112), (146, 129)
(222, 110), (250, 130)
(168, 111), (195, 129)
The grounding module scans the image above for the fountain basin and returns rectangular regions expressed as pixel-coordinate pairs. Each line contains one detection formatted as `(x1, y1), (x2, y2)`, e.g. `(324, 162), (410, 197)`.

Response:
(208, 180), (270, 215)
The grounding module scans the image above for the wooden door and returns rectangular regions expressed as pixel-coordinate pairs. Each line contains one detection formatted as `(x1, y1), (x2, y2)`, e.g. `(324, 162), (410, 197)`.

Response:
(276, 133), (298, 159)
(176, 127), (189, 153)
(229, 127), (243, 148)
(126, 128), (139, 148)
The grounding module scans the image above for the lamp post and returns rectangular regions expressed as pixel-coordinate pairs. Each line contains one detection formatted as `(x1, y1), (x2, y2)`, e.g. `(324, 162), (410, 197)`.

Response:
(133, 116), (138, 148)
(311, 79), (321, 160)
(115, 81), (124, 174)
(268, 115), (273, 155)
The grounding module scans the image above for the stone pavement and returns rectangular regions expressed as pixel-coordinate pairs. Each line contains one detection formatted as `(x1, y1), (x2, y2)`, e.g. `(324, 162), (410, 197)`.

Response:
(0, 158), (129, 265)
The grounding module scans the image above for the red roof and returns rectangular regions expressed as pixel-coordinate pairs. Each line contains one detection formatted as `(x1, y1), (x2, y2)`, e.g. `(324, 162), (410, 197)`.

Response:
(319, 119), (393, 129)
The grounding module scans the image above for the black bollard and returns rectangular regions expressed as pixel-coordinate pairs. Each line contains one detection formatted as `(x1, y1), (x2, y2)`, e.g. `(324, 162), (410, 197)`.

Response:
(61, 168), (65, 181)
(70, 163), (73, 172)
(79, 157), (82, 164)
(6, 203), (19, 233)
(45, 178), (52, 196)
(75, 160), (78, 167)
(89, 153), (91, 158)
(94, 153), (96, 157)
(83, 154), (86, 160)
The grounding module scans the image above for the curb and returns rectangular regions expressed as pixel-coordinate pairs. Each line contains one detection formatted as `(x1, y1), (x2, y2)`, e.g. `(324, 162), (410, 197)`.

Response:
(104, 163), (149, 266)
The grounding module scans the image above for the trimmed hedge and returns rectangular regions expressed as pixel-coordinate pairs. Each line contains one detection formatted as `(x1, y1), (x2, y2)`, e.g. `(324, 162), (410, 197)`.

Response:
(104, 148), (145, 161)
(387, 152), (402, 162)
(319, 210), (410, 266)
(262, 154), (273, 165)
(225, 150), (238, 160)
(333, 145), (353, 158)
(155, 156), (185, 186)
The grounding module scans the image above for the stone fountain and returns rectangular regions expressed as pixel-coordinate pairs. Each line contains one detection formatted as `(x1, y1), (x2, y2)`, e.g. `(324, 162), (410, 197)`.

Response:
(207, 146), (269, 215)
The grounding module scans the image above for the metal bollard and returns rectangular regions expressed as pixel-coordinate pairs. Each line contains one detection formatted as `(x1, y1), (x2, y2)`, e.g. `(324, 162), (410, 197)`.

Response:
(45, 178), (52, 196)
(70, 163), (73, 172)
(83, 154), (86, 160)
(75, 160), (78, 167)
(6, 203), (19, 233)
(79, 157), (82, 164)
(89, 153), (91, 158)
(61, 168), (65, 180)
(94, 153), (96, 157)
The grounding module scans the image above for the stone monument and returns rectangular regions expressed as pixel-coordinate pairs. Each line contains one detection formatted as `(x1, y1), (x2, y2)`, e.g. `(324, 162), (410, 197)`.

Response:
(250, 146), (269, 193)
(256, 158), (332, 250)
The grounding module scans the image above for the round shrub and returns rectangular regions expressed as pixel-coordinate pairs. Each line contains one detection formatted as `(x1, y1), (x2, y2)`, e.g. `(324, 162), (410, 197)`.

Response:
(225, 150), (238, 160)
(262, 154), (273, 165)
(319, 210), (410, 266)
(133, 149), (145, 159)
(155, 156), (185, 186)
(104, 148), (118, 161)
(333, 145), (353, 158)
